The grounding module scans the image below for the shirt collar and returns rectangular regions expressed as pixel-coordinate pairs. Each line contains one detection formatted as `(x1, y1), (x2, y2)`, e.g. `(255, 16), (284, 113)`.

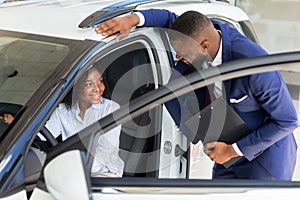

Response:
(211, 30), (222, 67)
(73, 98), (106, 117)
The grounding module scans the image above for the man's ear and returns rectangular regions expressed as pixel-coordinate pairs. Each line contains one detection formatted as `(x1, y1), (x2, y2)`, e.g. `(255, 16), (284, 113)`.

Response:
(201, 40), (210, 50)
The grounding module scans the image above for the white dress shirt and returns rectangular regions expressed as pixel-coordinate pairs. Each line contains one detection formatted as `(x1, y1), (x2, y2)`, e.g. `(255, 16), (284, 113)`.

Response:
(211, 31), (243, 156)
(46, 97), (124, 176)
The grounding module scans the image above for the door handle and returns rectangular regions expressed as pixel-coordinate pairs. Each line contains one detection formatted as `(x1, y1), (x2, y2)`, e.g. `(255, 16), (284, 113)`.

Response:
(175, 144), (187, 158)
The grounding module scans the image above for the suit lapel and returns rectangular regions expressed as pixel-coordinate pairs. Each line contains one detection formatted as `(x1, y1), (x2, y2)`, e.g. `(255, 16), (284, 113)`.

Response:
(223, 80), (231, 104)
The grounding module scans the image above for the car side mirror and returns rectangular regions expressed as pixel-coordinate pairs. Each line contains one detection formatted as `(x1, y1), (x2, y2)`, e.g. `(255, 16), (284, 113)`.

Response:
(43, 150), (91, 200)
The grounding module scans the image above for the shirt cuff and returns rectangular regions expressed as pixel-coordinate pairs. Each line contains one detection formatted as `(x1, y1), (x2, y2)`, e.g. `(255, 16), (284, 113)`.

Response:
(232, 143), (243, 156)
(134, 11), (145, 26)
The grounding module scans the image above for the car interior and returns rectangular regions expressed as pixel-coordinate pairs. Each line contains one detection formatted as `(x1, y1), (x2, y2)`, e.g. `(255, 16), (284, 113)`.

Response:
(96, 41), (162, 177)
(28, 41), (164, 182)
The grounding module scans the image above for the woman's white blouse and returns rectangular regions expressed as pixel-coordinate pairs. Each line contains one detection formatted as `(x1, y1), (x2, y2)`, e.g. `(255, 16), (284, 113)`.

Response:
(45, 97), (124, 177)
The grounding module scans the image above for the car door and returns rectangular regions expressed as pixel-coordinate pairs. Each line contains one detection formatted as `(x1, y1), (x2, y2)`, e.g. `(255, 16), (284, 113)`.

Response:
(36, 51), (300, 200)
(90, 51), (300, 199)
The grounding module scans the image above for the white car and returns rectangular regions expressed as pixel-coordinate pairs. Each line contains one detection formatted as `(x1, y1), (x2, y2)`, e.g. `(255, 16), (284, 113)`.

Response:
(0, 0), (300, 200)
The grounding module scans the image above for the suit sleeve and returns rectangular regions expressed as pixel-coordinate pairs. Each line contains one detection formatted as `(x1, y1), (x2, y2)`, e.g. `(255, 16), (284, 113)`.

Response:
(139, 9), (179, 28)
(237, 71), (298, 161)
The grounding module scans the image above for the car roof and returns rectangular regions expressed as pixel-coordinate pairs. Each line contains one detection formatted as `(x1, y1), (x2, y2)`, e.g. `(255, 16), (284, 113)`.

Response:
(138, 0), (249, 21)
(0, 0), (249, 40)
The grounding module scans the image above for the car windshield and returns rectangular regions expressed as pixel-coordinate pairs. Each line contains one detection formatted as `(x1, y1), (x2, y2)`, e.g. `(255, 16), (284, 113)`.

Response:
(0, 36), (70, 134)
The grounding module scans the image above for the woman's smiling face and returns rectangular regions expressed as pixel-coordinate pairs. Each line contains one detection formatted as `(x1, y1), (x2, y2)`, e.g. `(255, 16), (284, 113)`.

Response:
(79, 67), (105, 108)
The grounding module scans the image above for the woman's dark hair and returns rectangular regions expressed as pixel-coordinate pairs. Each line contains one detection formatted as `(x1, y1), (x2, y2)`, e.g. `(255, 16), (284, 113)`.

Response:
(62, 89), (73, 110)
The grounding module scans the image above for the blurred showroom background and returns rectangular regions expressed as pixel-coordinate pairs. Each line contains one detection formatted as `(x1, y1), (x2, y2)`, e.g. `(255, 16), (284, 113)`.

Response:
(236, 0), (300, 180)
(236, 0), (300, 54)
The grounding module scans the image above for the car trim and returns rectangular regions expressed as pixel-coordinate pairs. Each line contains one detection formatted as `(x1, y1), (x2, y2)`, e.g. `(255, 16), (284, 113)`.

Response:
(91, 177), (300, 193)
(78, 0), (165, 29)
(78, 0), (234, 29)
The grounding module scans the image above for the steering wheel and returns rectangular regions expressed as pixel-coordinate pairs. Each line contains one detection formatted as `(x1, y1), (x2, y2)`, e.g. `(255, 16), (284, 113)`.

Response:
(32, 126), (59, 153)
(40, 126), (58, 146)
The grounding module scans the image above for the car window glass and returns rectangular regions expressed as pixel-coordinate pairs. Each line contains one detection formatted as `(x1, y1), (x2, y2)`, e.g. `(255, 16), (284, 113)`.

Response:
(0, 36), (69, 136)
(88, 61), (300, 183)
(33, 52), (300, 200)
(98, 41), (166, 177)
(238, 20), (259, 43)
(0, 37), (69, 105)
(101, 41), (156, 106)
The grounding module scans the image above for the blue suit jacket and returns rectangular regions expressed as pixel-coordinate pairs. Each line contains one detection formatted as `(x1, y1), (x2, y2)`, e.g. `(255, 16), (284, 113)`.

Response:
(140, 9), (298, 180)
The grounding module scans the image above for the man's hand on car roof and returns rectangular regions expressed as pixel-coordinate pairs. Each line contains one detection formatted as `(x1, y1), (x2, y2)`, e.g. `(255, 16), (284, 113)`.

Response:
(95, 13), (140, 42)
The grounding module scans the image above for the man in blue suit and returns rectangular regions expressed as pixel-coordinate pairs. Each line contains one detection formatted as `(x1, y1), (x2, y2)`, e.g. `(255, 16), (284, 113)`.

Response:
(95, 9), (298, 180)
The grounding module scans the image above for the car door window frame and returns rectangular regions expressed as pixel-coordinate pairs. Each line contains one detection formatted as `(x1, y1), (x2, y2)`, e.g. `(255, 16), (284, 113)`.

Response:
(44, 34), (166, 178)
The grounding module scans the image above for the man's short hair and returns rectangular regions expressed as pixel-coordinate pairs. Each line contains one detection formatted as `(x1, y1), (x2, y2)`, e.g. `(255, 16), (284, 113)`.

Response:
(170, 11), (211, 38)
